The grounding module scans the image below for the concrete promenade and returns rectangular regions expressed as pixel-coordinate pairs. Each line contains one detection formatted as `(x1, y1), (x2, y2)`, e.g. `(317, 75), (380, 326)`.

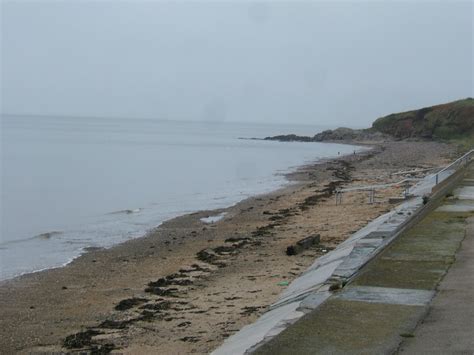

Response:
(398, 220), (474, 353)
(254, 164), (474, 354)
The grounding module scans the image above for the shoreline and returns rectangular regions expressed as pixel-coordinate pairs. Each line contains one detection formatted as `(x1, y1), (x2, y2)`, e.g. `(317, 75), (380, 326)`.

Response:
(0, 142), (366, 284)
(0, 141), (456, 354)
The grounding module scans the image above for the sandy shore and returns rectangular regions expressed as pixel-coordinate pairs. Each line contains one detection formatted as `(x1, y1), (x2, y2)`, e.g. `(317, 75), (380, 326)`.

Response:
(0, 141), (456, 354)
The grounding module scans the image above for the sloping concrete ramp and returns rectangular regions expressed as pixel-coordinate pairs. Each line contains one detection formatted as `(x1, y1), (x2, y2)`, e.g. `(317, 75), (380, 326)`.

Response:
(213, 158), (473, 355)
(250, 162), (474, 354)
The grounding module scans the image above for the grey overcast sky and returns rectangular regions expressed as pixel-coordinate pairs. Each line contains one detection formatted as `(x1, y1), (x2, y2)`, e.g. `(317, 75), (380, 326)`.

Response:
(1, 1), (472, 126)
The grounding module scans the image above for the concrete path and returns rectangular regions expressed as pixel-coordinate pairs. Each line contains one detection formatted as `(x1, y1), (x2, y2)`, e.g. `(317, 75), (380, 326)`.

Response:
(397, 217), (474, 354)
(254, 164), (474, 355)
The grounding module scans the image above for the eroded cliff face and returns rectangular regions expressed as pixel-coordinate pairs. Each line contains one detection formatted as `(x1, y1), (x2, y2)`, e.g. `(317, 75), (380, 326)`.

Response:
(372, 98), (474, 140)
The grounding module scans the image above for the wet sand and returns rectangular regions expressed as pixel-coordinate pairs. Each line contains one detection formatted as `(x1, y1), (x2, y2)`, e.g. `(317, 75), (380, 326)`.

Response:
(0, 141), (456, 354)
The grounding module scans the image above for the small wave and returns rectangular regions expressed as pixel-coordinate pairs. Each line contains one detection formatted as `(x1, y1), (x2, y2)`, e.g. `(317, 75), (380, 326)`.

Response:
(213, 196), (227, 201)
(0, 230), (64, 247)
(34, 231), (63, 240)
(82, 246), (104, 252)
(108, 208), (141, 215)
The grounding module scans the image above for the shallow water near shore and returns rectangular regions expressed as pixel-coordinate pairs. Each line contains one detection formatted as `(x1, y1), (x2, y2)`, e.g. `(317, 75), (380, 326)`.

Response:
(1, 115), (361, 280)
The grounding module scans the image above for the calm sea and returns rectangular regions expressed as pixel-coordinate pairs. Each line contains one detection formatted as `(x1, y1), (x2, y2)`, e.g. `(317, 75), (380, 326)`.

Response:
(0, 115), (361, 280)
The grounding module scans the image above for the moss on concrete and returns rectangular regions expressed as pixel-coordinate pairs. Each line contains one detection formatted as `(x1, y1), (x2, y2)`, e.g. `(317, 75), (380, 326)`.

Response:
(254, 299), (425, 355)
(352, 209), (469, 290)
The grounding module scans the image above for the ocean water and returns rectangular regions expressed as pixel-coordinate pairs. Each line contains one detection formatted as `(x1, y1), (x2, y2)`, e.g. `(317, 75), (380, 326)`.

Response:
(0, 115), (361, 280)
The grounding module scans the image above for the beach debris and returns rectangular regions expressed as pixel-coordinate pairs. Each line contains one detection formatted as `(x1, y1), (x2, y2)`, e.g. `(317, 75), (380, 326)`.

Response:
(140, 300), (172, 311)
(252, 224), (278, 237)
(114, 297), (148, 311)
(140, 310), (158, 321)
(329, 281), (343, 291)
(286, 234), (321, 255)
(225, 236), (250, 244)
(177, 321), (191, 327)
(144, 286), (178, 296)
(213, 245), (237, 254)
(147, 274), (193, 288)
(224, 296), (242, 301)
(277, 281), (289, 286)
(63, 329), (102, 349)
(196, 248), (219, 263)
(98, 319), (133, 329)
(240, 305), (265, 315)
(195, 248), (227, 267)
(180, 336), (200, 343)
(89, 343), (116, 354)
(180, 263), (211, 273)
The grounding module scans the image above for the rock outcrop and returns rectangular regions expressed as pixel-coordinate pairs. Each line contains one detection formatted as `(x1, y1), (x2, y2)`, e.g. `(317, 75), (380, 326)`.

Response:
(264, 127), (388, 143)
(265, 98), (473, 144)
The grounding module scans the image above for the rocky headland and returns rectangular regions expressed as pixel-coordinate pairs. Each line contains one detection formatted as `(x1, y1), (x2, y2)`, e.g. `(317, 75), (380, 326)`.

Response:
(265, 98), (473, 147)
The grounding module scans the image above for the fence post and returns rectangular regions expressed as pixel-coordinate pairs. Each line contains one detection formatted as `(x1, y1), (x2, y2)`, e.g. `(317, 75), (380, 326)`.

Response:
(368, 189), (375, 204)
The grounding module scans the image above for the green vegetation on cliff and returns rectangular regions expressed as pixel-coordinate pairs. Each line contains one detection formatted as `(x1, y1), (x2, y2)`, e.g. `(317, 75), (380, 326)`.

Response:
(372, 98), (474, 141)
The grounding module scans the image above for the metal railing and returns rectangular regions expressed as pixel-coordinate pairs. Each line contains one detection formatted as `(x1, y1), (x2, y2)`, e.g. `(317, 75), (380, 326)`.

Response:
(335, 149), (474, 205)
(430, 149), (473, 185)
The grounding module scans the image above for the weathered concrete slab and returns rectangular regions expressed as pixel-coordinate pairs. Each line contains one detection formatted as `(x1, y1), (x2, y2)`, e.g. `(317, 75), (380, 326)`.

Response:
(357, 236), (385, 246)
(335, 286), (435, 306)
(273, 259), (342, 307)
(332, 245), (379, 279)
(297, 291), (331, 312)
(453, 186), (474, 199)
(461, 178), (474, 186)
(353, 259), (450, 290)
(398, 217), (474, 354)
(253, 299), (426, 355)
(362, 231), (392, 239)
(211, 301), (303, 355)
(436, 203), (474, 212)
(304, 243), (353, 271)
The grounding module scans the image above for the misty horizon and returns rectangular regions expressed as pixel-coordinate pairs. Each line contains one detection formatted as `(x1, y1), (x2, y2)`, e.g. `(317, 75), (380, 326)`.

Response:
(1, 1), (473, 127)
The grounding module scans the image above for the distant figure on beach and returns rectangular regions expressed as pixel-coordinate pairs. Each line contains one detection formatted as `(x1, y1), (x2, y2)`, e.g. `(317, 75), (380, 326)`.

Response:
(338, 151), (340, 155)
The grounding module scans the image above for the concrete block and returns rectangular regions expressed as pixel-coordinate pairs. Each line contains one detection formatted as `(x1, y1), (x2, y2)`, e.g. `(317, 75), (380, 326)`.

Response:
(336, 286), (435, 306)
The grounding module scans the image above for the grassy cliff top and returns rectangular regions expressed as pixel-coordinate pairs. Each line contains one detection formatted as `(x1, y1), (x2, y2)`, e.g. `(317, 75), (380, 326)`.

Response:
(372, 98), (474, 144)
